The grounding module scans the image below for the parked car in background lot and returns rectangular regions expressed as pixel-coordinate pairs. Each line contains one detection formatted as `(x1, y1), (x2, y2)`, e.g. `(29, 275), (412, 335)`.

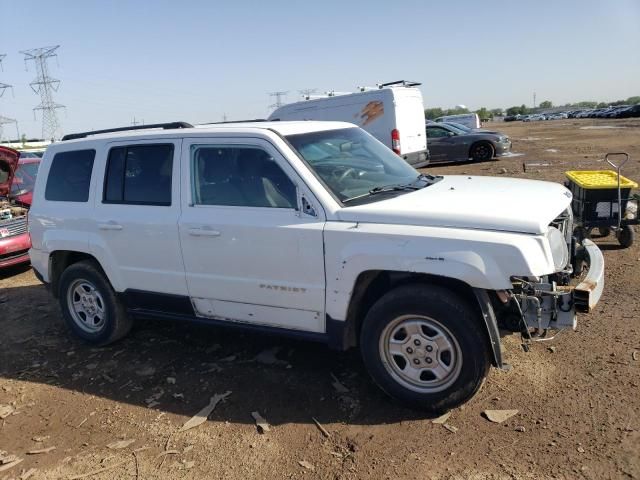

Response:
(523, 114), (546, 122)
(0, 147), (39, 269)
(425, 123), (511, 163)
(434, 113), (481, 129)
(28, 120), (603, 412)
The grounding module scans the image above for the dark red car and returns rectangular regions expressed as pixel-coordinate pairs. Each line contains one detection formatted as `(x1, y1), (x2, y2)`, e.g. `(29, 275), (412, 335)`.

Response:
(0, 146), (39, 269)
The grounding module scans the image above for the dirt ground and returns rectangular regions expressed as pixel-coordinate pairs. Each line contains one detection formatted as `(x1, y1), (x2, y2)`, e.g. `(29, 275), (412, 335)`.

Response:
(1, 118), (639, 480)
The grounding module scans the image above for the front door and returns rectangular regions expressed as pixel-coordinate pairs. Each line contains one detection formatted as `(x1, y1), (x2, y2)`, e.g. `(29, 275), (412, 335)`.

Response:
(178, 137), (326, 333)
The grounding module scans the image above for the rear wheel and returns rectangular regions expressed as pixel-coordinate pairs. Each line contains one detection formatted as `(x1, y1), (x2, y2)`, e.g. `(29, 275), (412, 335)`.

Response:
(470, 142), (494, 162)
(617, 225), (635, 248)
(59, 260), (132, 345)
(360, 284), (491, 413)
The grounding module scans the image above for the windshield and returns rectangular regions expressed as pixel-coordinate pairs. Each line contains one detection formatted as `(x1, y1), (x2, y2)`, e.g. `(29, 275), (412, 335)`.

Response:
(286, 128), (428, 205)
(10, 162), (40, 195)
(445, 122), (471, 132)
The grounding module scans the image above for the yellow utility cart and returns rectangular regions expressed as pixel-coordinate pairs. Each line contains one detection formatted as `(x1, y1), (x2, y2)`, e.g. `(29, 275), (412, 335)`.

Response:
(565, 152), (639, 248)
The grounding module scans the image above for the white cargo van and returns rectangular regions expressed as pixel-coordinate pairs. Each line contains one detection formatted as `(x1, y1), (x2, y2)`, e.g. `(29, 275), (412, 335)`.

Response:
(269, 81), (428, 167)
(435, 113), (481, 129)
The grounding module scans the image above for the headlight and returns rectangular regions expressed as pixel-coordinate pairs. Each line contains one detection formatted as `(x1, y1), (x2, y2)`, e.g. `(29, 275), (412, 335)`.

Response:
(547, 226), (569, 271)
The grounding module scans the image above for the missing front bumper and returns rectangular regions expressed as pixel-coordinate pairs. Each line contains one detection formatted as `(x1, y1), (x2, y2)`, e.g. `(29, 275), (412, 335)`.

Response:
(512, 239), (605, 332)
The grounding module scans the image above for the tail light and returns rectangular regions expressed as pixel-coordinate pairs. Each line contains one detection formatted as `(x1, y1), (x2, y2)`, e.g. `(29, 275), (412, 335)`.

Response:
(391, 129), (401, 155)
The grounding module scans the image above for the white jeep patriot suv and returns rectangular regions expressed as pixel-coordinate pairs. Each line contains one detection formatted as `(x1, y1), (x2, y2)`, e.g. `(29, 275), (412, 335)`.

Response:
(28, 121), (604, 412)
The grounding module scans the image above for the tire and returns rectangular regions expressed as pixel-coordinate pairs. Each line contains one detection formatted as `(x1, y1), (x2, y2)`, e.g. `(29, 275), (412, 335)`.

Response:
(470, 142), (494, 162)
(360, 284), (491, 413)
(58, 260), (132, 345)
(617, 225), (635, 248)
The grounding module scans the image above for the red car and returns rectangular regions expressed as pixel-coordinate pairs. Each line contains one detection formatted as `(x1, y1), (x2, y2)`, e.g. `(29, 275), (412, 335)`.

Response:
(0, 146), (39, 269)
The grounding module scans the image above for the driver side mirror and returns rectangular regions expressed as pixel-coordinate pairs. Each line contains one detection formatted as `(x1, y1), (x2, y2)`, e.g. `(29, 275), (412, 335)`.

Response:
(447, 131), (455, 137)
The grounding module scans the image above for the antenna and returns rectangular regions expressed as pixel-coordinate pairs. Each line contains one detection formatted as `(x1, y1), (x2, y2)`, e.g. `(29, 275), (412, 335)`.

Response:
(20, 45), (66, 140)
(268, 91), (288, 110)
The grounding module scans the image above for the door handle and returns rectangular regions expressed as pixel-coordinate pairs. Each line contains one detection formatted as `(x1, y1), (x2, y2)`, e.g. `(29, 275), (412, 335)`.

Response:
(187, 227), (221, 237)
(98, 222), (123, 231)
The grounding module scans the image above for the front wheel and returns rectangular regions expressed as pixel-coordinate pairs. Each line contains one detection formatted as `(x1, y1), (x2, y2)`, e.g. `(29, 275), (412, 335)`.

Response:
(470, 142), (494, 162)
(360, 284), (491, 413)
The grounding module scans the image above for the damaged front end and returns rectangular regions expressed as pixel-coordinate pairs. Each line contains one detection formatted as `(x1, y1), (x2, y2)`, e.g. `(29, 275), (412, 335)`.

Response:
(494, 209), (605, 340)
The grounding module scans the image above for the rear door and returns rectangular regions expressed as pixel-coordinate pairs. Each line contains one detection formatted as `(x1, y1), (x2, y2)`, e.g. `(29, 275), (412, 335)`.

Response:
(90, 139), (188, 296)
(177, 136), (327, 333)
(393, 89), (427, 156)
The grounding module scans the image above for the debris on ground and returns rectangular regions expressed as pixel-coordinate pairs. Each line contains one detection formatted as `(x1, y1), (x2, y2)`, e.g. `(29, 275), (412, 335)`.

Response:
(26, 446), (56, 454)
(515, 426), (526, 432)
(166, 377), (176, 384)
(431, 412), (452, 424)
(577, 446), (586, 453)
(254, 347), (289, 366)
(106, 439), (136, 450)
(251, 411), (271, 433)
(0, 451), (24, 473)
(499, 167), (508, 174)
(298, 460), (315, 471)
(442, 424), (458, 434)
(32, 435), (50, 442)
(312, 417), (331, 438)
(179, 391), (232, 432)
(483, 409), (519, 423)
(0, 404), (15, 419)
(19, 468), (38, 479)
(633, 350), (638, 361)
(219, 355), (237, 362)
(330, 373), (349, 393)
(145, 388), (165, 408)
(547, 346), (557, 353)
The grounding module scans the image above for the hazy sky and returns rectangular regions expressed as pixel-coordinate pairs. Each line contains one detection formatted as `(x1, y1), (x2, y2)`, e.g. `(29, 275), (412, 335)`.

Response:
(1, 0), (639, 138)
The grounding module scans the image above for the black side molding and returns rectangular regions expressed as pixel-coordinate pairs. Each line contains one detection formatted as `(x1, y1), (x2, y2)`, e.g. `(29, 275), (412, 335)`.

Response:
(121, 289), (195, 316)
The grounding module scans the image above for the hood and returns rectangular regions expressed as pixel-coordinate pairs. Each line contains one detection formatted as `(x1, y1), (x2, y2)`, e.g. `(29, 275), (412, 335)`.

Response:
(0, 146), (20, 197)
(470, 129), (501, 135)
(338, 175), (572, 234)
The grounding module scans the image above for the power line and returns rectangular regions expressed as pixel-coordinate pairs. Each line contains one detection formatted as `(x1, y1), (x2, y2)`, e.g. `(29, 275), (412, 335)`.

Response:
(268, 91), (288, 110)
(20, 45), (65, 140)
(0, 54), (13, 99)
(298, 88), (317, 100)
(0, 54), (19, 142)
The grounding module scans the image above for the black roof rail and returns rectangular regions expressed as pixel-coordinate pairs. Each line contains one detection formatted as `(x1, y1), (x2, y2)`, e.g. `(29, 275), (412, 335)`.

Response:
(61, 121), (194, 141)
(378, 80), (422, 88)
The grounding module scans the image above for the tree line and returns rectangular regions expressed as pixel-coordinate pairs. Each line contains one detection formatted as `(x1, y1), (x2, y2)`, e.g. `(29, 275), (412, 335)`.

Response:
(425, 96), (640, 120)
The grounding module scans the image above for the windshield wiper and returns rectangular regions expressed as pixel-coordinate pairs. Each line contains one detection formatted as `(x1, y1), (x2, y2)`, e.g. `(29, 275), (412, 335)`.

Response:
(342, 174), (442, 204)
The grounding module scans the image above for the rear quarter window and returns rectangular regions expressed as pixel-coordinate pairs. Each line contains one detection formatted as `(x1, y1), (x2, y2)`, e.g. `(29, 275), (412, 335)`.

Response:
(44, 150), (96, 202)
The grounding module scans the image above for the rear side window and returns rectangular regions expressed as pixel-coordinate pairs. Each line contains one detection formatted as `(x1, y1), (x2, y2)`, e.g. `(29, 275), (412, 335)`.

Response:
(45, 150), (95, 202)
(103, 144), (173, 206)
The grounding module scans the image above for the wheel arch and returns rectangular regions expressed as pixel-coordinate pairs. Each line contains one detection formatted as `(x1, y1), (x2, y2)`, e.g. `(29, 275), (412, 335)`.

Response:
(341, 270), (502, 367)
(49, 250), (108, 298)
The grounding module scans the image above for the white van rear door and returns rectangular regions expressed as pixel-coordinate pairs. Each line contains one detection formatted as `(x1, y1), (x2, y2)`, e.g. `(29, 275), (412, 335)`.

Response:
(394, 89), (427, 155)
